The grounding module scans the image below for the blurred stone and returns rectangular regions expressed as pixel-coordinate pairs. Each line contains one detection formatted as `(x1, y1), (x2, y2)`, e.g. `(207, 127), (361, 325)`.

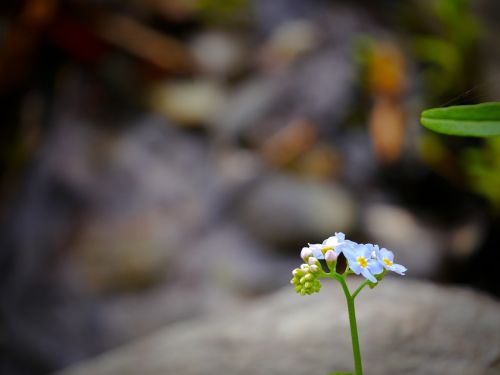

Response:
(284, 49), (355, 125)
(294, 143), (341, 180)
(75, 213), (177, 292)
(73, 119), (211, 293)
(260, 118), (317, 167)
(186, 223), (295, 296)
(252, 0), (330, 35)
(448, 217), (486, 259)
(213, 46), (356, 141)
(239, 174), (356, 248)
(362, 203), (444, 278)
(99, 280), (202, 348)
(259, 19), (319, 69)
(149, 80), (227, 127)
(213, 30), (358, 139)
(211, 77), (279, 138)
(214, 149), (263, 188)
(96, 222), (295, 347)
(57, 279), (500, 375)
(190, 31), (248, 78)
(336, 131), (378, 187)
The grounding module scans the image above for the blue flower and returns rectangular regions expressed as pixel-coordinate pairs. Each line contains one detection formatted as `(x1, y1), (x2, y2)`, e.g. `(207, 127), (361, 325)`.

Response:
(377, 248), (407, 275)
(344, 243), (384, 283)
(307, 232), (351, 260)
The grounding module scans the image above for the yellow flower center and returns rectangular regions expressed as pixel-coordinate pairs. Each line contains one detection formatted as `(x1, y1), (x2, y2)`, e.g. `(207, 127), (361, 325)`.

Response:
(383, 258), (393, 267)
(357, 256), (368, 268)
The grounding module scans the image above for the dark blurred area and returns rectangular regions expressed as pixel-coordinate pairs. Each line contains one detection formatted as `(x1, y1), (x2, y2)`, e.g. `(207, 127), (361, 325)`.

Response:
(0, 0), (499, 374)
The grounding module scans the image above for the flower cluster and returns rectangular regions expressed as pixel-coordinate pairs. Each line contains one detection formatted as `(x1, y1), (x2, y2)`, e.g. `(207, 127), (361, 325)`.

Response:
(291, 232), (406, 294)
(290, 260), (322, 295)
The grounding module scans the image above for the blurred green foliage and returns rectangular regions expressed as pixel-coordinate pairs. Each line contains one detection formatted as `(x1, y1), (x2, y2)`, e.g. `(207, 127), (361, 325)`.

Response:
(412, 0), (480, 101)
(196, 0), (250, 26)
(463, 138), (500, 211)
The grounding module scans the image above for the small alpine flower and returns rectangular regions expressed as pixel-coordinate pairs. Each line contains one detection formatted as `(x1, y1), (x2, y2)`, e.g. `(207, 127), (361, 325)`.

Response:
(377, 247), (407, 275)
(307, 232), (351, 260)
(344, 243), (383, 283)
(291, 231), (408, 374)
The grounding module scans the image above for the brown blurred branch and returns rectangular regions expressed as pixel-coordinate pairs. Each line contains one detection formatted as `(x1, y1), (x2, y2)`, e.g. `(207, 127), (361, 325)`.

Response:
(93, 12), (194, 74)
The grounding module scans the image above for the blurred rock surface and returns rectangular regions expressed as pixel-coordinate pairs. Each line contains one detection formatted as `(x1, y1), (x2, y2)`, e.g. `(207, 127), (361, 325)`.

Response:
(149, 80), (227, 127)
(238, 174), (357, 248)
(190, 31), (248, 78)
(363, 203), (444, 278)
(57, 279), (500, 375)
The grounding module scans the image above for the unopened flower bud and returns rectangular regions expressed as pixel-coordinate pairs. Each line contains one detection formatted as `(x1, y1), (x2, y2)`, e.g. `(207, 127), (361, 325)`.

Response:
(292, 268), (303, 277)
(308, 257), (318, 266)
(309, 264), (319, 273)
(300, 247), (313, 261)
(300, 264), (310, 272)
(325, 250), (337, 263)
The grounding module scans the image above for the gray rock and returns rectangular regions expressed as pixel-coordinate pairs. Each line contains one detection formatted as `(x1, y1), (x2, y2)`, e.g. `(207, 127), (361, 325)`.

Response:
(238, 174), (357, 248)
(362, 203), (444, 278)
(56, 279), (500, 375)
(212, 44), (356, 141)
(278, 48), (355, 127)
(211, 76), (280, 139)
(362, 203), (488, 278)
(149, 80), (227, 127)
(185, 223), (296, 296)
(73, 119), (213, 293)
(251, 0), (331, 35)
(189, 31), (248, 78)
(259, 19), (320, 68)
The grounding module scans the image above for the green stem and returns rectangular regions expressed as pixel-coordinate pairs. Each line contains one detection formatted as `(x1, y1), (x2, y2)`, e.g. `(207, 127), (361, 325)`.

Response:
(352, 280), (370, 299)
(338, 277), (363, 375)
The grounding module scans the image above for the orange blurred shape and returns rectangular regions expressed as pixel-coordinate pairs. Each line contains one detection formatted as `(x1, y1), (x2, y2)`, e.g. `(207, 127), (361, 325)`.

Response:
(21, 0), (58, 27)
(367, 42), (406, 98)
(295, 144), (341, 180)
(261, 118), (317, 167)
(369, 97), (406, 164)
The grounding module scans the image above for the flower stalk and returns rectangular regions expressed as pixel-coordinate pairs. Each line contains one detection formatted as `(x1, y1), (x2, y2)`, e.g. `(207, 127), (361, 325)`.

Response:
(339, 277), (363, 375)
(291, 232), (407, 375)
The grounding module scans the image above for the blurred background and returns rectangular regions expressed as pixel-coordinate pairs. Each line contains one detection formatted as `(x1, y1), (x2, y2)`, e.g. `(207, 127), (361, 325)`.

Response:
(0, 0), (499, 374)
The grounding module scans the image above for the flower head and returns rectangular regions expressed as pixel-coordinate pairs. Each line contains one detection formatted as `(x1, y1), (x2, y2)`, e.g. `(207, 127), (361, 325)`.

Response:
(344, 243), (384, 283)
(292, 232), (406, 296)
(377, 248), (407, 275)
(307, 232), (351, 260)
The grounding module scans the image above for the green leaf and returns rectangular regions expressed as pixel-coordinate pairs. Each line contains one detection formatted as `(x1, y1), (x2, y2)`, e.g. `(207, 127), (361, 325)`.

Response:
(421, 102), (500, 137)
